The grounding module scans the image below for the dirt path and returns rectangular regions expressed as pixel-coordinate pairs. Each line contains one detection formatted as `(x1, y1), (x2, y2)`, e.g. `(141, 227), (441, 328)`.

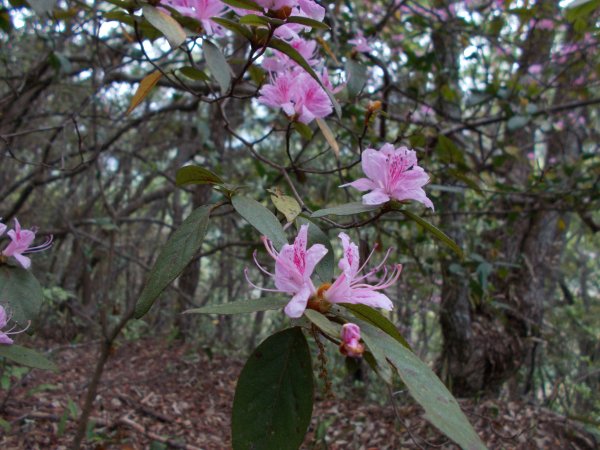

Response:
(0, 339), (596, 449)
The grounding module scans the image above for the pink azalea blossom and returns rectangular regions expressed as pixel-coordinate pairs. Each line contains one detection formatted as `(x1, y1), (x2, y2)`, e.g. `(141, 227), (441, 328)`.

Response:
(341, 144), (434, 209)
(162, 0), (228, 35)
(348, 31), (373, 53)
(246, 224), (328, 318)
(528, 64), (542, 75)
(323, 232), (400, 310)
(258, 71), (332, 124)
(339, 323), (364, 357)
(1, 219), (53, 269)
(0, 305), (30, 345)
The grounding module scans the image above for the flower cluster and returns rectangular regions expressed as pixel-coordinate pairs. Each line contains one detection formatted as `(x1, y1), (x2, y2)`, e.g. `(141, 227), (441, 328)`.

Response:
(163, 0), (335, 124)
(0, 305), (29, 345)
(246, 225), (400, 318)
(0, 219), (52, 269)
(342, 143), (434, 210)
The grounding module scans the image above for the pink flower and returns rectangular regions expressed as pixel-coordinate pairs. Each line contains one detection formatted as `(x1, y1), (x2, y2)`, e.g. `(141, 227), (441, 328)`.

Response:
(339, 323), (364, 357)
(1, 219), (53, 269)
(528, 64), (542, 75)
(162, 0), (228, 35)
(246, 224), (328, 318)
(323, 233), (400, 310)
(341, 144), (434, 209)
(258, 71), (332, 124)
(348, 31), (373, 53)
(0, 305), (30, 345)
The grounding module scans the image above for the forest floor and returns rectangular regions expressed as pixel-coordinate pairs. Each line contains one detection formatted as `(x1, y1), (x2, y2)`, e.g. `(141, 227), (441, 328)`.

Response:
(0, 338), (597, 450)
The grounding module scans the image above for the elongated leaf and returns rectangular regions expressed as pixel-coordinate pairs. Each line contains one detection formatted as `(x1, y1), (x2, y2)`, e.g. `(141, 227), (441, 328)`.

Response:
(27, 0), (56, 16)
(304, 309), (340, 338)
(239, 13), (271, 27)
(296, 217), (333, 283)
(178, 66), (210, 81)
(0, 266), (43, 326)
(342, 303), (411, 350)
(286, 16), (329, 30)
(0, 345), (57, 371)
(232, 195), (287, 250)
(220, 0), (262, 12)
(211, 17), (253, 40)
(142, 5), (186, 49)
(311, 202), (379, 218)
(203, 39), (232, 94)
(176, 165), (224, 186)
(345, 59), (367, 98)
(399, 209), (463, 258)
(135, 206), (211, 318)
(315, 118), (339, 158)
(126, 70), (162, 115)
(184, 297), (287, 315)
(232, 327), (313, 450)
(357, 320), (487, 450)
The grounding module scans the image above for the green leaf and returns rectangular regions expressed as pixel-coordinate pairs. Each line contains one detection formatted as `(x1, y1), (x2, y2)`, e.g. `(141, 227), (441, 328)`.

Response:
(142, 5), (186, 49)
(184, 297), (287, 315)
(311, 202), (379, 218)
(211, 17), (253, 40)
(342, 304), (411, 350)
(0, 266), (43, 326)
(203, 39), (232, 94)
(135, 206), (211, 318)
(176, 165), (224, 186)
(0, 345), (57, 371)
(27, 0), (56, 16)
(232, 327), (313, 450)
(345, 59), (367, 98)
(304, 309), (341, 338)
(293, 122), (313, 140)
(232, 195), (287, 250)
(239, 14), (272, 27)
(357, 321), (487, 450)
(178, 66), (210, 81)
(220, 0), (262, 12)
(296, 217), (334, 283)
(286, 16), (329, 30)
(399, 209), (463, 258)
(507, 115), (530, 131)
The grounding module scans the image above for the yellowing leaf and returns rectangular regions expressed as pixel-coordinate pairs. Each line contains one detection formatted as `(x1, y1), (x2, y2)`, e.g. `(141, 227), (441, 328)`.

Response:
(142, 5), (186, 49)
(271, 193), (301, 223)
(126, 70), (162, 115)
(316, 118), (339, 158)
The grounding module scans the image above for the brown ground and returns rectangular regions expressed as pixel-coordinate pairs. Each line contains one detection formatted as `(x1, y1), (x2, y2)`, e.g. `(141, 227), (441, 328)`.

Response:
(0, 339), (596, 450)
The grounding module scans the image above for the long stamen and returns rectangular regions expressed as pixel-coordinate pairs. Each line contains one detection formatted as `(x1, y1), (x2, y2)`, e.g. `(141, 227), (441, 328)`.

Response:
(356, 243), (379, 275)
(23, 235), (53, 254)
(244, 268), (281, 293)
(6, 320), (31, 336)
(262, 236), (279, 260)
(252, 251), (275, 277)
(353, 247), (394, 283)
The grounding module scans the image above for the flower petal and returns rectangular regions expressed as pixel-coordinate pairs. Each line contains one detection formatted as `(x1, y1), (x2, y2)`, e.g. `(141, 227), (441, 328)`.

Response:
(340, 178), (376, 192)
(346, 288), (394, 310)
(361, 148), (388, 182)
(362, 190), (390, 205)
(284, 284), (311, 318)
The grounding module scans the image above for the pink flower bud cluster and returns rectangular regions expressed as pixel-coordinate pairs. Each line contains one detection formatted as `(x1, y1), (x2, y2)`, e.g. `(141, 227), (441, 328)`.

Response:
(340, 323), (364, 357)
(0, 219), (52, 270)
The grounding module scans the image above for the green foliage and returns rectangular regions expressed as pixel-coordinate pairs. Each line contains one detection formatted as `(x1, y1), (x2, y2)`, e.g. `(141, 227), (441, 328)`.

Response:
(311, 202), (379, 218)
(185, 297), (288, 314)
(135, 206), (211, 318)
(232, 195), (287, 250)
(0, 345), (57, 371)
(0, 266), (43, 326)
(232, 327), (313, 450)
